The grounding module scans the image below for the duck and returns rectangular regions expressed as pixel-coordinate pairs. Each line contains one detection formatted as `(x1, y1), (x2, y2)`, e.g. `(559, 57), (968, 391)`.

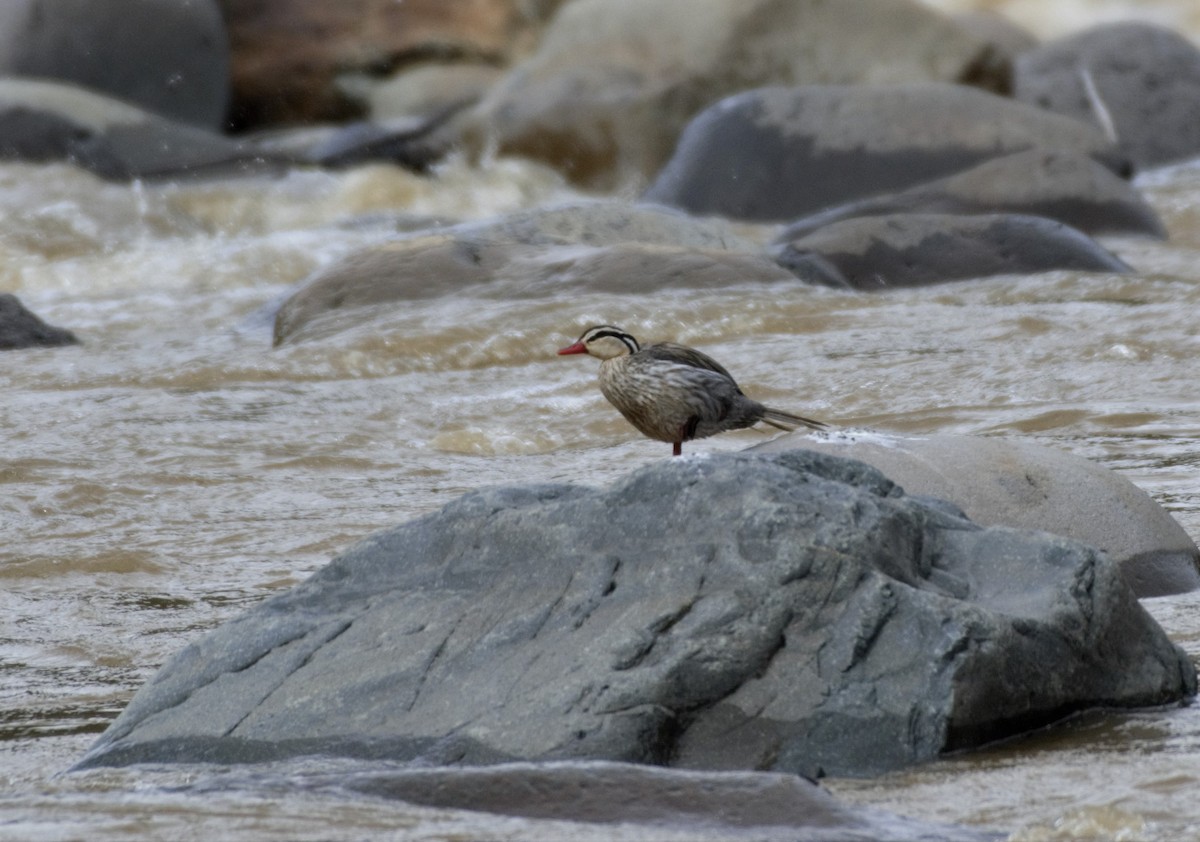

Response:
(557, 324), (826, 455)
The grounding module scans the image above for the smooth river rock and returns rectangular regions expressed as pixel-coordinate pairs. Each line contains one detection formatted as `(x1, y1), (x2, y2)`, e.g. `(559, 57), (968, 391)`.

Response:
(644, 83), (1125, 222)
(272, 202), (781, 344)
(776, 150), (1166, 240)
(771, 213), (1131, 289)
(753, 432), (1200, 598)
(77, 450), (1195, 778)
(1014, 22), (1200, 169)
(467, 0), (1004, 189)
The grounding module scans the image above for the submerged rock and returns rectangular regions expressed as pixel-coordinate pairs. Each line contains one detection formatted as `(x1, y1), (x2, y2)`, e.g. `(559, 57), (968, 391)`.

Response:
(772, 213), (1131, 289)
(467, 0), (1004, 189)
(77, 451), (1194, 778)
(272, 202), (779, 344)
(644, 84), (1124, 222)
(0, 294), (79, 350)
(1014, 22), (1200, 169)
(776, 150), (1166, 240)
(753, 432), (1200, 598)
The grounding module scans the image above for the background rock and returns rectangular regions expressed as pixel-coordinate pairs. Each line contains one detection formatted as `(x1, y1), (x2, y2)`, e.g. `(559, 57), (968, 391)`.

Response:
(775, 150), (1166, 240)
(1014, 22), (1200, 170)
(466, 0), (1005, 190)
(0, 79), (282, 180)
(0, 294), (79, 350)
(0, 0), (229, 130)
(772, 213), (1130, 289)
(753, 432), (1200, 598)
(77, 451), (1194, 778)
(644, 83), (1125, 222)
(219, 0), (564, 130)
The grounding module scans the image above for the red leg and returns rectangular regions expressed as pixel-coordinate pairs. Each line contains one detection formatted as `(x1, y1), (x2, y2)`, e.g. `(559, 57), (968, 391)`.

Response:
(673, 441), (682, 456)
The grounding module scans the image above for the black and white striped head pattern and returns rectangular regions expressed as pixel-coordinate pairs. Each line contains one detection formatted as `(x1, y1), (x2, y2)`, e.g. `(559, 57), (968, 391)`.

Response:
(557, 325), (641, 360)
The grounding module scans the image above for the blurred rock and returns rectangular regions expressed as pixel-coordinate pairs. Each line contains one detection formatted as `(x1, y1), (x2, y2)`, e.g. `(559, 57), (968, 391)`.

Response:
(753, 431), (1200, 598)
(0, 0), (229, 130)
(76, 451), (1195, 777)
(645, 83), (1125, 222)
(773, 213), (1130, 289)
(776, 150), (1166, 240)
(0, 79), (282, 180)
(466, 0), (1007, 190)
(219, 0), (564, 129)
(0, 294), (79, 350)
(1014, 22), (1200, 169)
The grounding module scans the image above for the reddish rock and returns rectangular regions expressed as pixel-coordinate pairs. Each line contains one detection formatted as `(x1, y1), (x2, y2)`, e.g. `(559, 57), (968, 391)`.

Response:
(218, 0), (564, 129)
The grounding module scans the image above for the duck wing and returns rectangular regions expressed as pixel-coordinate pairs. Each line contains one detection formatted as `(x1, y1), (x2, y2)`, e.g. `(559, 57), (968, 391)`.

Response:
(642, 342), (740, 389)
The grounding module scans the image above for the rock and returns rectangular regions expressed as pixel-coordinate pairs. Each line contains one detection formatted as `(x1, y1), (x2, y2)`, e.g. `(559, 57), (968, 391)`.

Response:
(321, 761), (1001, 841)
(952, 11), (1039, 64)
(753, 432), (1200, 598)
(76, 450), (1194, 778)
(466, 0), (1005, 190)
(0, 294), (79, 350)
(272, 201), (773, 343)
(776, 150), (1166, 240)
(0, 0), (229, 130)
(644, 83), (1126, 222)
(1014, 22), (1200, 169)
(0, 79), (283, 181)
(219, 0), (563, 130)
(771, 213), (1131, 289)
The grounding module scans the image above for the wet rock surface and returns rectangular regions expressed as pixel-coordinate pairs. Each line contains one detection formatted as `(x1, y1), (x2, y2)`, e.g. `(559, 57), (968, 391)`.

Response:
(753, 432), (1200, 597)
(0, 294), (79, 350)
(772, 213), (1130, 289)
(776, 150), (1166, 240)
(643, 83), (1125, 222)
(78, 451), (1195, 778)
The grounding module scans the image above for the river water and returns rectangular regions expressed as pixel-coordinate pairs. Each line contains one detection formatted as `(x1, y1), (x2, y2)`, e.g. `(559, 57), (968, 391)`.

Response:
(4, 10), (1200, 842)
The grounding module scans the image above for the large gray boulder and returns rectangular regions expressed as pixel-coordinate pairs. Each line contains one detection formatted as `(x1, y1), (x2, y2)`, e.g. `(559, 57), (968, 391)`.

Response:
(771, 212), (1131, 289)
(0, 0), (229, 130)
(77, 451), (1194, 778)
(1014, 22), (1200, 169)
(644, 84), (1125, 222)
(753, 432), (1200, 597)
(466, 0), (1005, 189)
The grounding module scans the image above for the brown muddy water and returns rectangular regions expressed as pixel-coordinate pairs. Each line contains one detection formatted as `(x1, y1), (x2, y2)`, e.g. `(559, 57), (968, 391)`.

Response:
(5, 61), (1200, 842)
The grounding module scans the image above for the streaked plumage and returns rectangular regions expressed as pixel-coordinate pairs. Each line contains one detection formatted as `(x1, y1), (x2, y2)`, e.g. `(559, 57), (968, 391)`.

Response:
(557, 325), (826, 455)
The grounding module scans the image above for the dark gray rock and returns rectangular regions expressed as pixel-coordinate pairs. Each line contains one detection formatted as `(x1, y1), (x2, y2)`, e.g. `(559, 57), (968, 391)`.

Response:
(0, 0), (229, 130)
(0, 294), (78, 350)
(776, 150), (1166, 240)
(272, 202), (776, 344)
(752, 431), (1200, 597)
(77, 451), (1194, 779)
(1014, 22), (1200, 169)
(643, 83), (1126, 222)
(0, 79), (283, 181)
(772, 213), (1131, 289)
(321, 761), (1001, 841)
